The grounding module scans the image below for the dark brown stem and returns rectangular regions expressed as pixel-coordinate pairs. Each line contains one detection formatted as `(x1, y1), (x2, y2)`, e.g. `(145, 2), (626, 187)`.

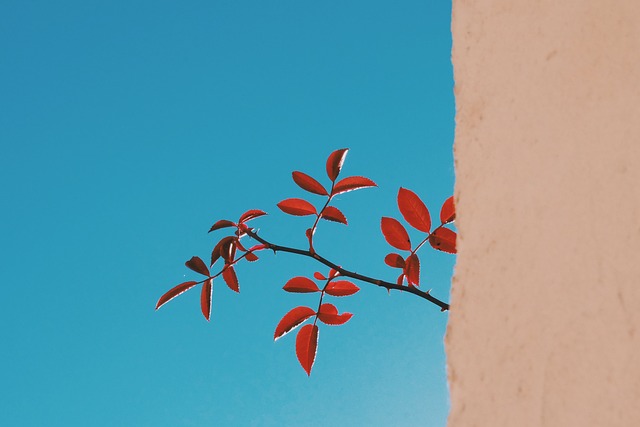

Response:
(312, 284), (327, 327)
(244, 228), (450, 311)
(307, 182), (335, 253)
(209, 249), (254, 281)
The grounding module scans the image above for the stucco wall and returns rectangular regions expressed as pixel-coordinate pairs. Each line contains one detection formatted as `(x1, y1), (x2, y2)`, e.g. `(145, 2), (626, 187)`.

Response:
(447, 1), (640, 426)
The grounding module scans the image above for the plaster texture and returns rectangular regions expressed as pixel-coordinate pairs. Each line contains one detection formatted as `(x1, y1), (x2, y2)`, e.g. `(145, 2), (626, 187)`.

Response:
(447, 1), (640, 425)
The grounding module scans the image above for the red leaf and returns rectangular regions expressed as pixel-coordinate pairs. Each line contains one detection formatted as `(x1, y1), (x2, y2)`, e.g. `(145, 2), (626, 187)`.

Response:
(405, 254), (420, 287)
(296, 324), (319, 376)
(200, 278), (213, 320)
(429, 227), (457, 254)
(320, 206), (347, 225)
(329, 268), (339, 279)
(185, 256), (210, 276)
(277, 198), (317, 216)
(305, 228), (314, 242)
(211, 248), (220, 267)
(292, 171), (329, 196)
(398, 188), (431, 233)
(222, 266), (239, 292)
(326, 148), (349, 181)
(440, 196), (455, 224)
(332, 176), (377, 195)
(208, 220), (235, 233)
(313, 272), (326, 280)
(211, 236), (235, 266)
(396, 274), (405, 285)
(325, 280), (360, 297)
(219, 238), (237, 263)
(283, 276), (320, 293)
(239, 209), (267, 223)
(245, 252), (259, 262)
(317, 303), (353, 325)
(381, 217), (411, 251)
(384, 253), (405, 269)
(155, 281), (198, 310)
(274, 306), (316, 341)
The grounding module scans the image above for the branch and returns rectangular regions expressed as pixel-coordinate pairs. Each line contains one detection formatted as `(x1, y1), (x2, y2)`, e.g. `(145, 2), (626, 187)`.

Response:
(244, 228), (450, 311)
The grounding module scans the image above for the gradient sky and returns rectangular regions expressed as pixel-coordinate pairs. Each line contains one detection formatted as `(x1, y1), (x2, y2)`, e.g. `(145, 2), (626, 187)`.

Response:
(0, 1), (454, 425)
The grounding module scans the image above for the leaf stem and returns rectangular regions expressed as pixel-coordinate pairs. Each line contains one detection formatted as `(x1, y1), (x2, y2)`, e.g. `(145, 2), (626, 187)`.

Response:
(308, 182), (335, 253)
(312, 287), (327, 327)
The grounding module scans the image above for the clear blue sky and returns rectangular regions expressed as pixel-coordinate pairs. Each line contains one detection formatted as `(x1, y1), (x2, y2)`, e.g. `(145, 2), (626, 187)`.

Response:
(0, 1), (454, 425)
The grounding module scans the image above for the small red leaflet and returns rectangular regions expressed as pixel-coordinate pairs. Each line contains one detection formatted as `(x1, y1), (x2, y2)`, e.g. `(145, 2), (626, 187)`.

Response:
(325, 280), (359, 297)
(185, 256), (210, 277)
(210, 236), (235, 266)
(384, 253), (405, 269)
(325, 148), (349, 182)
(296, 324), (319, 376)
(332, 176), (377, 195)
(429, 227), (457, 254)
(398, 188), (431, 233)
(313, 271), (327, 280)
(155, 281), (199, 310)
(292, 171), (329, 196)
(381, 217), (411, 251)
(305, 228), (314, 248)
(440, 196), (455, 224)
(277, 198), (317, 216)
(209, 219), (235, 233)
(317, 303), (353, 325)
(238, 209), (267, 223)
(405, 254), (420, 287)
(320, 206), (347, 225)
(274, 306), (316, 341)
(283, 276), (320, 293)
(222, 266), (239, 292)
(219, 238), (236, 263)
(200, 278), (213, 320)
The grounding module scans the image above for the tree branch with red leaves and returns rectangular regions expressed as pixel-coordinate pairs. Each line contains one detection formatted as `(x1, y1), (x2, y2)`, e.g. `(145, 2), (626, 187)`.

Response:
(155, 148), (456, 375)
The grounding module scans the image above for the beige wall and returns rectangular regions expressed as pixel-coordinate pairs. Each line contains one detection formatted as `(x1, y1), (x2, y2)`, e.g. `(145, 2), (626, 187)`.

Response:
(447, 1), (640, 425)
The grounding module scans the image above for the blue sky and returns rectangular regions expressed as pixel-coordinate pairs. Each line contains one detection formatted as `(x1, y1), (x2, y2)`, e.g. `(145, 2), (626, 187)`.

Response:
(0, 1), (454, 425)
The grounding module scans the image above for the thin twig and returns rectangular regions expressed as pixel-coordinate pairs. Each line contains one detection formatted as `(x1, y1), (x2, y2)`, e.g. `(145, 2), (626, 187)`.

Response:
(243, 228), (450, 311)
